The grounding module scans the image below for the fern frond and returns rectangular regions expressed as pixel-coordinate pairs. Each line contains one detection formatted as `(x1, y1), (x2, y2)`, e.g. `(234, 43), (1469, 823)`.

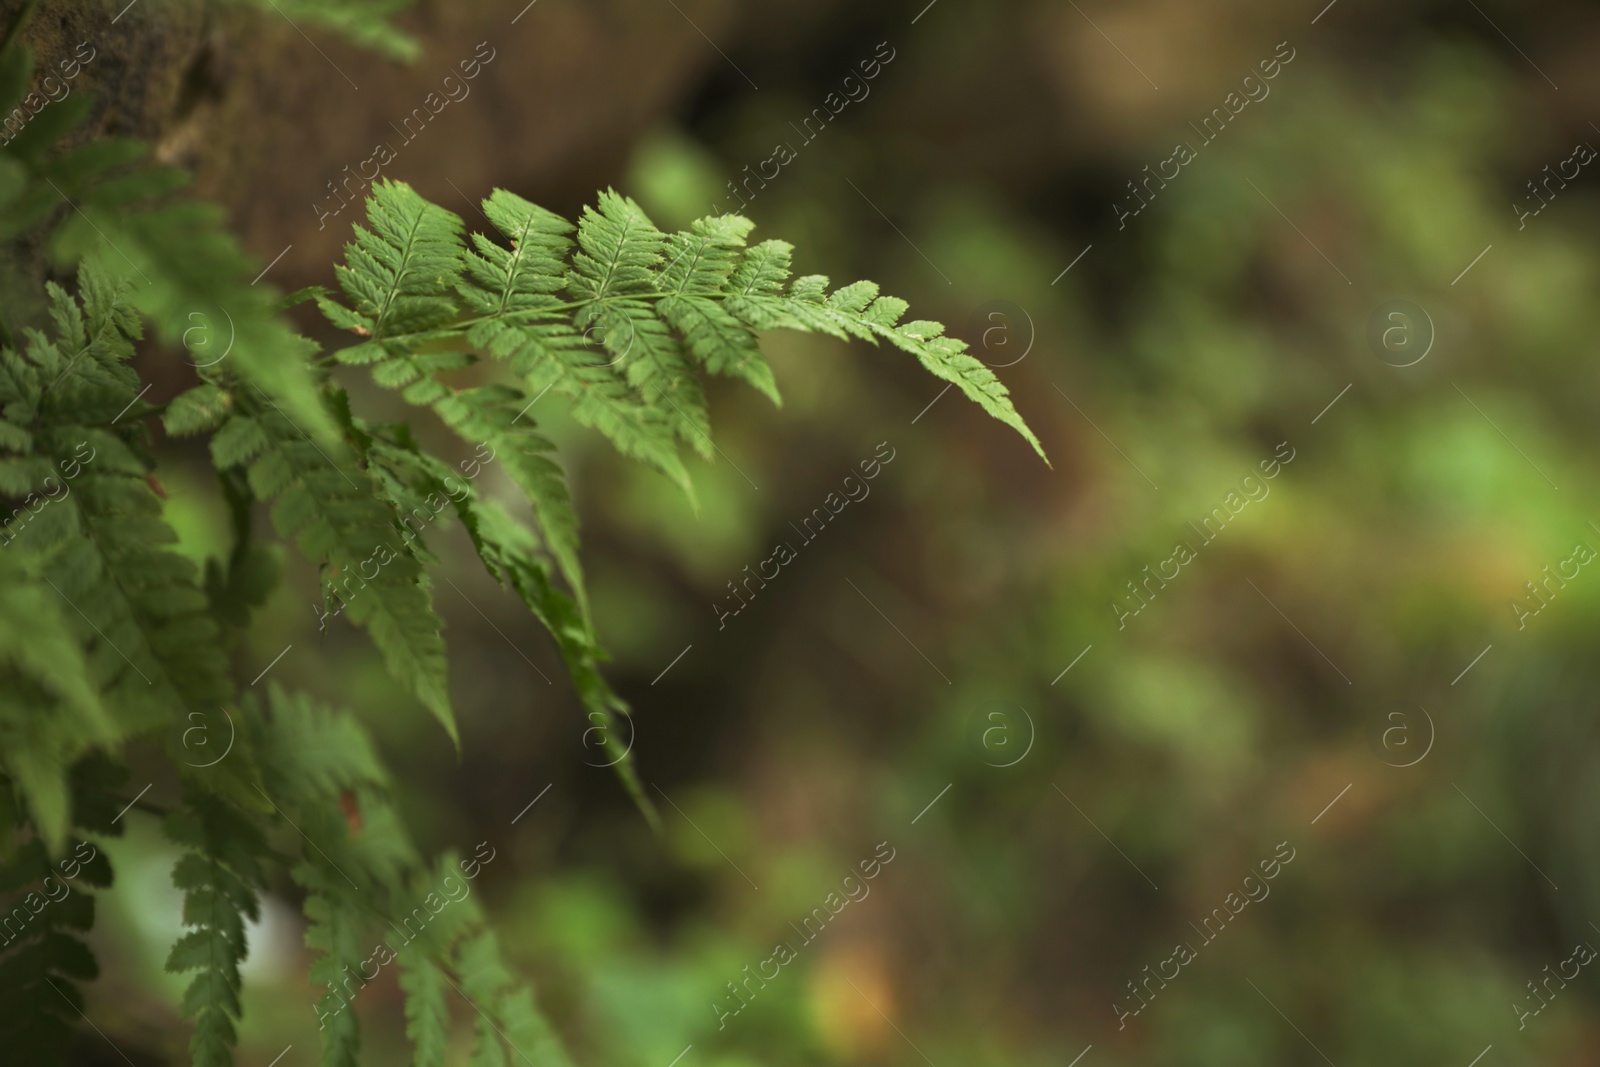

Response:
(454, 929), (575, 1067)
(321, 183), (1044, 475)
(324, 180), (466, 363)
(657, 213), (779, 403)
(0, 761), (118, 1062)
(302, 872), (367, 1067)
(0, 43), (335, 442)
(730, 268), (1049, 460)
(458, 189), (704, 483)
(164, 787), (267, 1067)
(459, 188), (575, 320)
(565, 192), (733, 444)
(460, 498), (655, 827)
(0, 551), (112, 850)
(308, 182), (1045, 825)
(255, 687), (418, 895)
(515, 341), (696, 496)
(566, 190), (667, 301)
(0, 264), (230, 827)
(430, 385), (585, 606)
(218, 391), (457, 743)
(255, 687), (392, 1066)
(870, 319), (1048, 462)
(399, 953), (452, 1067)
(349, 419), (656, 827)
(253, 688), (575, 1066)
(323, 183), (689, 586)
(0, 841), (101, 1058)
(163, 384), (233, 438)
(577, 295), (713, 456)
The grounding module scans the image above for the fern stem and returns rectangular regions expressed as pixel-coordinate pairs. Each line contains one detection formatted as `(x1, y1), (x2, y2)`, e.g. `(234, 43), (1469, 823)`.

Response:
(360, 293), (677, 351)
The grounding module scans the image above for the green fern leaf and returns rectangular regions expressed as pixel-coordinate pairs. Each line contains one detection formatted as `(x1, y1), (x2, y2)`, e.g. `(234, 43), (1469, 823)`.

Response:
(163, 384), (233, 437)
(208, 411), (270, 470)
(459, 187), (574, 318)
(510, 334), (695, 496)
(430, 385), (585, 606)
(0, 52), (336, 442)
(734, 269), (1049, 461)
(0, 552), (112, 850)
(164, 787), (267, 1067)
(460, 187), (704, 484)
(302, 874), (367, 1067)
(0, 262), (231, 775)
(657, 214), (779, 404)
(223, 391), (457, 743)
(455, 929), (575, 1067)
(248, 688), (580, 1067)
(325, 180), (466, 364)
(253, 688), (393, 1066)
(561, 192), (722, 452)
(0, 764), (117, 1063)
(399, 954), (451, 1067)
(256, 686), (391, 804)
(352, 422), (654, 825)
(566, 189), (666, 301)
(459, 497), (655, 827)
(576, 296), (713, 457)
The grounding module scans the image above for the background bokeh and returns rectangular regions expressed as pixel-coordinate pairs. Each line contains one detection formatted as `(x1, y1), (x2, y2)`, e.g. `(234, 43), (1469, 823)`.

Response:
(59, 0), (1600, 1062)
